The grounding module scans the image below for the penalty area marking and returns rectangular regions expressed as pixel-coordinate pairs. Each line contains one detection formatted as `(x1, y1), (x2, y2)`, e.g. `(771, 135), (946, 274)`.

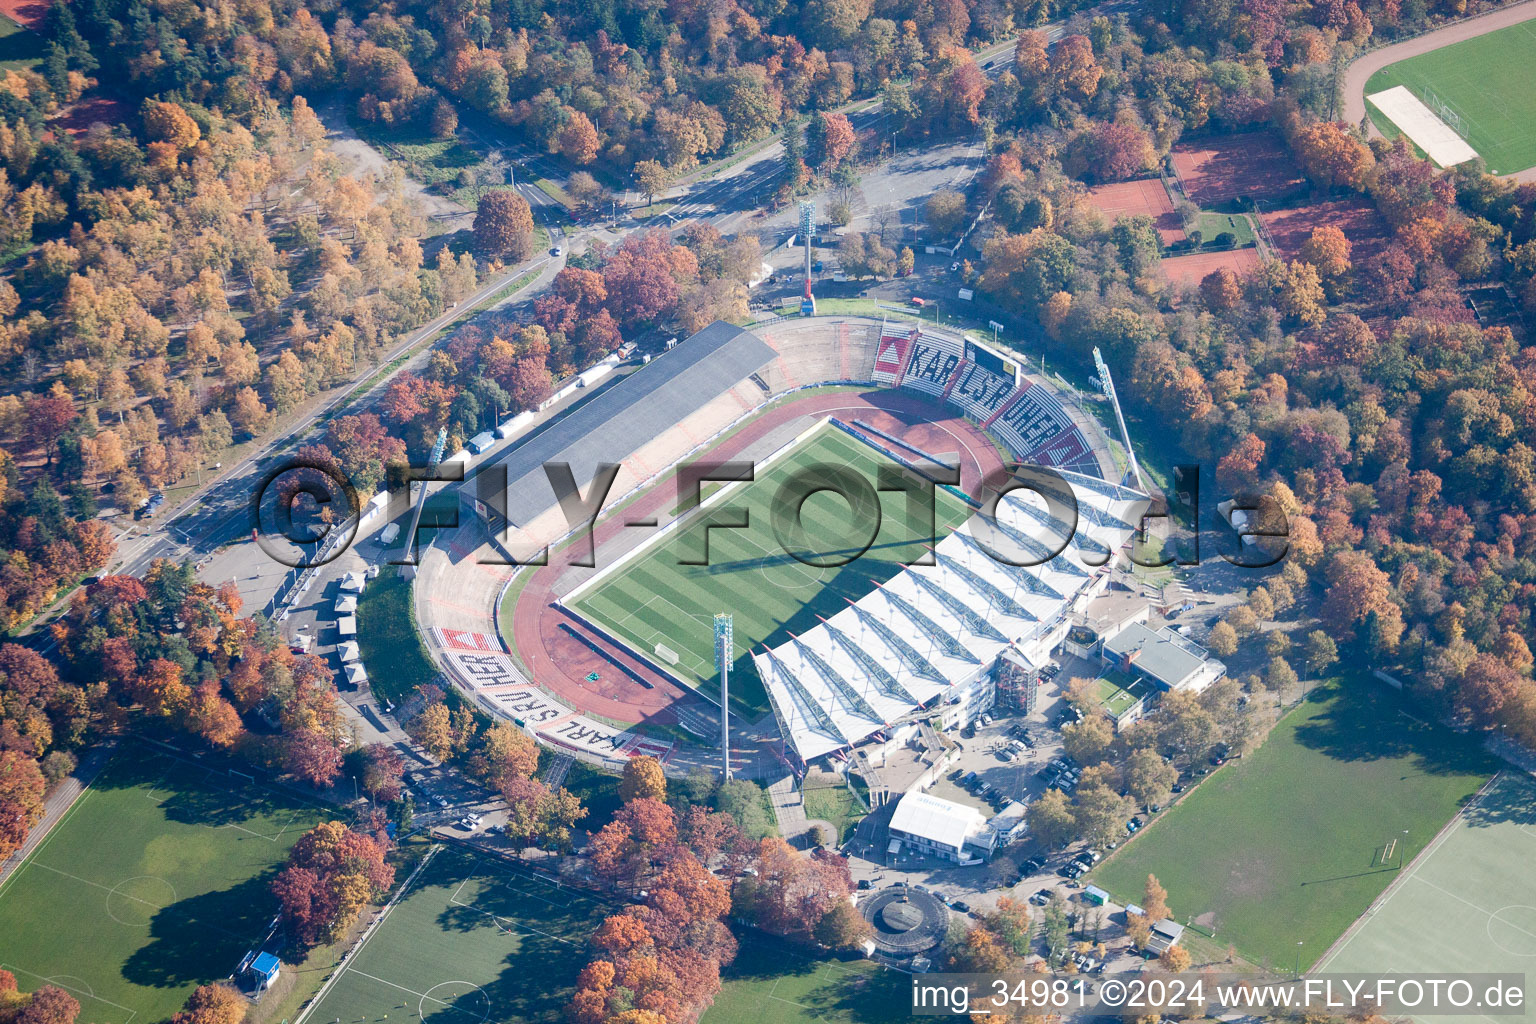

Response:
(1486, 905), (1536, 957)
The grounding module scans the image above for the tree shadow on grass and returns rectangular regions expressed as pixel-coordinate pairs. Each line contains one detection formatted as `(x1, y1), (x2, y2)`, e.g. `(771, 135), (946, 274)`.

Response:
(1290, 677), (1501, 778)
(93, 751), (317, 833)
(122, 874), (277, 990)
(1460, 772), (1536, 828)
(722, 935), (908, 1024)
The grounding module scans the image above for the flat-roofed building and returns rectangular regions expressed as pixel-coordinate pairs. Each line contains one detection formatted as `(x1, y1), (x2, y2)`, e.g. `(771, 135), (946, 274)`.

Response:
(888, 791), (996, 864)
(1101, 622), (1225, 694)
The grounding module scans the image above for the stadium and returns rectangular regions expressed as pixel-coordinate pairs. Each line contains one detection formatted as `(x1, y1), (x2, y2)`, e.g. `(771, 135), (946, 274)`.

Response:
(412, 315), (1148, 779)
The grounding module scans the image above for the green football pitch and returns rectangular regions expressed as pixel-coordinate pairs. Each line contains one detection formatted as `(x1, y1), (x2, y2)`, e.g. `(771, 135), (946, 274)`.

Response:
(0, 748), (328, 1024)
(300, 844), (612, 1024)
(1090, 679), (1499, 969)
(1320, 770), (1536, 1024)
(1364, 19), (1536, 174)
(568, 421), (973, 716)
(702, 933), (908, 1024)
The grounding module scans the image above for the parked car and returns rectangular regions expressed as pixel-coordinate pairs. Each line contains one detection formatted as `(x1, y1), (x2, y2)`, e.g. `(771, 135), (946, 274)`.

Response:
(910, 296), (927, 307)
(1030, 888), (1053, 906)
(1062, 862), (1086, 879)
(950, 900), (970, 912)
(1126, 818), (1143, 833)
(857, 878), (872, 890)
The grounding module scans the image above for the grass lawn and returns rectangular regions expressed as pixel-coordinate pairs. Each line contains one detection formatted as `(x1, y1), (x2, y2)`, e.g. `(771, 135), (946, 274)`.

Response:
(566, 421), (973, 717)
(703, 934), (907, 1024)
(1191, 211), (1256, 247)
(0, 14), (44, 71)
(302, 844), (612, 1024)
(1364, 19), (1536, 174)
(0, 749), (329, 1024)
(1093, 673), (1152, 718)
(1321, 771), (1536, 1024)
(802, 781), (866, 843)
(357, 568), (439, 703)
(1089, 677), (1499, 970)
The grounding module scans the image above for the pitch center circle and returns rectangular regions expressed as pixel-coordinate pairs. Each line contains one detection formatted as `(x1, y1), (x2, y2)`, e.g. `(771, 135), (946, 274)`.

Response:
(106, 875), (178, 927)
(1487, 905), (1536, 957)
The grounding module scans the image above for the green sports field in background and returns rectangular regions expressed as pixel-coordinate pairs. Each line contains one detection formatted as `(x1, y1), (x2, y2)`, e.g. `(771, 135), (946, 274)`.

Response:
(302, 844), (612, 1024)
(1364, 19), (1536, 175)
(0, 749), (328, 1024)
(703, 933), (907, 1024)
(1321, 770), (1536, 1024)
(1090, 678), (1499, 969)
(568, 422), (973, 717)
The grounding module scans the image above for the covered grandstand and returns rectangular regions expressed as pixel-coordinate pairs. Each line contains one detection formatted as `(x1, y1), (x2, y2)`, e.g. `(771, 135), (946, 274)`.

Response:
(752, 468), (1148, 762)
(468, 322), (776, 552)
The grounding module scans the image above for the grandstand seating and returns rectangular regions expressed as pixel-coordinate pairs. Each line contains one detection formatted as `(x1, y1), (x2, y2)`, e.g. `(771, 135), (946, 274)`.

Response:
(947, 361), (1019, 424)
(871, 325), (917, 385)
(990, 384), (1073, 457)
(897, 333), (964, 399)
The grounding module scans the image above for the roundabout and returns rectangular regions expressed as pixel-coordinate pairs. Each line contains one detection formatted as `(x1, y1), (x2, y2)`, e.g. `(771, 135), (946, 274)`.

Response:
(859, 885), (950, 956)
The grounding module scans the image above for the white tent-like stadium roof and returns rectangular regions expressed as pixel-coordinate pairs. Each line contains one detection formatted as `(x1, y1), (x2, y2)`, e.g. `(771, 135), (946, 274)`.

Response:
(889, 791), (989, 852)
(753, 468), (1147, 761)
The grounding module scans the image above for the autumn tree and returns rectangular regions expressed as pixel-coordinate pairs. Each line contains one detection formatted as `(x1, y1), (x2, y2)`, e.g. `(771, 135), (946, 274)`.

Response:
(925, 190), (968, 238)
(412, 702), (454, 760)
(1026, 788), (1077, 849)
(1304, 630), (1338, 674)
(1142, 874), (1170, 923)
(1159, 944), (1193, 972)
(1300, 225), (1352, 282)
(558, 111), (601, 164)
(271, 821), (394, 947)
(473, 189), (535, 261)
(359, 743), (406, 802)
(1061, 715), (1113, 765)
(633, 161), (668, 207)
(620, 755), (667, 803)
(170, 984), (245, 1024)
(1200, 267), (1243, 310)
(473, 721), (539, 788)
(0, 749), (47, 860)
(1207, 620), (1239, 657)
(1124, 748), (1177, 810)
(813, 899), (872, 950)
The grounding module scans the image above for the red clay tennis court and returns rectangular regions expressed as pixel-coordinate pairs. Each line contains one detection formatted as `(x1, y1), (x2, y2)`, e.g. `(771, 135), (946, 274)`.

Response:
(1171, 132), (1306, 205)
(1160, 247), (1263, 288)
(0, 0), (47, 32)
(1086, 179), (1186, 244)
(1260, 197), (1389, 260)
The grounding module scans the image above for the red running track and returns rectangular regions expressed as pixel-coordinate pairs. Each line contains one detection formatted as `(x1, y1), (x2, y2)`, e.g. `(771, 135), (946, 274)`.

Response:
(507, 388), (1009, 727)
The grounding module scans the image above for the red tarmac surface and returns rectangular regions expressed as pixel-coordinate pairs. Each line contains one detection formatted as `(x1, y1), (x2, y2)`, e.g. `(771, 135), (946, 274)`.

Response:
(1087, 179), (1186, 245)
(1171, 132), (1306, 205)
(508, 388), (1008, 727)
(1161, 246), (1263, 287)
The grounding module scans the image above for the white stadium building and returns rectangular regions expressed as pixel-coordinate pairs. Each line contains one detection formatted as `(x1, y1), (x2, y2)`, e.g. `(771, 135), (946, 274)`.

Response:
(752, 467), (1149, 764)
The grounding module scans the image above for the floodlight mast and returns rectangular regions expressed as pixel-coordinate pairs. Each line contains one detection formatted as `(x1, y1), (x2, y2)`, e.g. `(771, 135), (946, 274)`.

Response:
(715, 613), (733, 779)
(1092, 347), (1145, 492)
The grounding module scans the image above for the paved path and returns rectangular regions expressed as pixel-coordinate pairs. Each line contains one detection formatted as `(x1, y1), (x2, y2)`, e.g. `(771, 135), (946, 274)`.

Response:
(1341, 0), (1536, 182)
(0, 742), (115, 887)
